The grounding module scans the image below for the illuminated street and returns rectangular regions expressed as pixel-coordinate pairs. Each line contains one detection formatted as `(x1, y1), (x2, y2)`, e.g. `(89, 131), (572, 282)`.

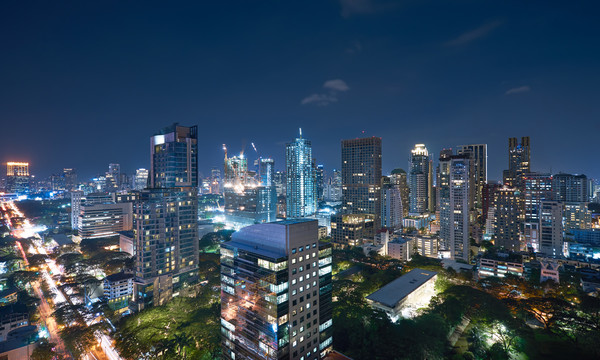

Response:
(1, 200), (120, 360)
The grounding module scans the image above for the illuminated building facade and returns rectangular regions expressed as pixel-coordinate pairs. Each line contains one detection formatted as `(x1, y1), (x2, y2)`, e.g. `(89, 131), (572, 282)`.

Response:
(78, 201), (133, 239)
(564, 202), (592, 231)
(493, 187), (524, 252)
(457, 144), (487, 209)
(5, 162), (30, 194)
(220, 220), (333, 360)
(552, 173), (589, 202)
(341, 137), (382, 231)
(438, 154), (471, 262)
(286, 132), (317, 218)
(503, 136), (530, 189)
(380, 180), (403, 231)
(539, 200), (564, 256)
(390, 168), (409, 217)
(330, 213), (374, 247)
(224, 185), (277, 230)
(133, 124), (199, 310)
(134, 168), (149, 190)
(408, 144), (430, 215)
(523, 173), (552, 251)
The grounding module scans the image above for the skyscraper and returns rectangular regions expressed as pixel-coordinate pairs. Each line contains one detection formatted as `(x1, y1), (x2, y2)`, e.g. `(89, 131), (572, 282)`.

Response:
(493, 187), (524, 252)
(503, 137), (530, 189)
(134, 168), (149, 190)
(389, 169), (409, 218)
(5, 162), (30, 194)
(220, 219), (333, 360)
(341, 137), (382, 230)
(63, 168), (77, 191)
(539, 201), (564, 256)
(457, 144), (487, 209)
(438, 154), (471, 262)
(109, 163), (121, 187)
(552, 173), (589, 202)
(380, 179), (403, 231)
(408, 144), (430, 215)
(316, 164), (324, 202)
(132, 124), (199, 310)
(286, 131), (317, 218)
(259, 158), (275, 186)
(523, 173), (552, 251)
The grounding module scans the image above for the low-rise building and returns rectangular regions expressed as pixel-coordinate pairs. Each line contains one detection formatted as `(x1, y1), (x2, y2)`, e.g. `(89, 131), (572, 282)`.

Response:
(477, 253), (524, 279)
(540, 260), (560, 283)
(387, 237), (413, 261)
(366, 268), (437, 321)
(103, 272), (134, 312)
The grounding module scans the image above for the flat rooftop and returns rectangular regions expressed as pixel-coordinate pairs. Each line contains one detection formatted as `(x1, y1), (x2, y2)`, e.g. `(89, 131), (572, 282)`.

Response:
(366, 268), (437, 308)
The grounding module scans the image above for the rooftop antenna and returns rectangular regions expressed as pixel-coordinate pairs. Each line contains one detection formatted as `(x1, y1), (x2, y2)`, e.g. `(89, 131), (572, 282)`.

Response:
(299, 128), (302, 138)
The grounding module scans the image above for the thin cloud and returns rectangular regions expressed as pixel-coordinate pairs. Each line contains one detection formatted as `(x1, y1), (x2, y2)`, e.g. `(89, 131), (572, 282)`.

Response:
(445, 20), (502, 47)
(323, 79), (350, 92)
(505, 86), (531, 95)
(301, 79), (350, 106)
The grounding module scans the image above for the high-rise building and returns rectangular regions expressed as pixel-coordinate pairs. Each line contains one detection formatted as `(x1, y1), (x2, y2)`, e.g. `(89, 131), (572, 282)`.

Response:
(259, 158), (275, 186)
(503, 137), (530, 189)
(323, 170), (342, 202)
(63, 168), (77, 191)
(134, 168), (149, 190)
(220, 220), (333, 360)
(552, 173), (589, 202)
(493, 187), (524, 252)
(341, 137), (382, 231)
(380, 179), (403, 231)
(286, 131), (317, 218)
(109, 163), (121, 186)
(457, 144), (487, 209)
(438, 154), (471, 262)
(316, 164), (324, 202)
(5, 162), (30, 194)
(539, 201), (564, 256)
(408, 144), (430, 215)
(522, 173), (553, 252)
(389, 169), (409, 218)
(563, 202), (592, 231)
(133, 124), (199, 310)
(330, 214), (375, 247)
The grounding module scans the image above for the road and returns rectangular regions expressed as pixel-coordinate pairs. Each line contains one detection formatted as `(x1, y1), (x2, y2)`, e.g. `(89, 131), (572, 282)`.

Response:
(2, 200), (120, 360)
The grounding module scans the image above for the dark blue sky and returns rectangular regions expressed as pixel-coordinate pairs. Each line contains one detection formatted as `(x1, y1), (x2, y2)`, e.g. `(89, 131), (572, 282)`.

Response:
(1, 0), (599, 181)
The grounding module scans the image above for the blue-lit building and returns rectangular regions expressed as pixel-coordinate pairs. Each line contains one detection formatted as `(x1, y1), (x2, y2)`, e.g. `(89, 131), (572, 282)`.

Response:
(286, 131), (317, 218)
(220, 220), (333, 360)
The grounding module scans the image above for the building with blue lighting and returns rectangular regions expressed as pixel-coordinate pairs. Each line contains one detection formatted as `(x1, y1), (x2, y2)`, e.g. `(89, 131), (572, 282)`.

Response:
(286, 131), (317, 218)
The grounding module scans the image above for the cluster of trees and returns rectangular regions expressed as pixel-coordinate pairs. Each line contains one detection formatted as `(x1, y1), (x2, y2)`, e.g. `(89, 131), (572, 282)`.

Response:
(331, 247), (600, 359)
(199, 229), (235, 253)
(113, 254), (222, 359)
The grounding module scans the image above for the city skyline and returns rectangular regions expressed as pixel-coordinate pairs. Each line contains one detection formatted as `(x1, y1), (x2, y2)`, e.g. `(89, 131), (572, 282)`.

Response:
(1, 1), (599, 180)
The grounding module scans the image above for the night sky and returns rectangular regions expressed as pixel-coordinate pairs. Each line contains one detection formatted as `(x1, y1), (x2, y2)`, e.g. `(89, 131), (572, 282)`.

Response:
(1, 1), (599, 181)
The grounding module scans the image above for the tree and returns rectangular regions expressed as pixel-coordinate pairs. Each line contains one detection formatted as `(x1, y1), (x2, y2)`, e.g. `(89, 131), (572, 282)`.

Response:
(9, 270), (39, 290)
(31, 340), (58, 360)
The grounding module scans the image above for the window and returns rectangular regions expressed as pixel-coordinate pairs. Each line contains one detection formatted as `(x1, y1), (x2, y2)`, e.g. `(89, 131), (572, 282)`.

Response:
(292, 248), (296, 254)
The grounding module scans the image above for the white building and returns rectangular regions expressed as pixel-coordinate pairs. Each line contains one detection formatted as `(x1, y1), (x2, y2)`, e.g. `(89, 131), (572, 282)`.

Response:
(103, 272), (134, 310)
(381, 184), (403, 231)
(539, 201), (564, 257)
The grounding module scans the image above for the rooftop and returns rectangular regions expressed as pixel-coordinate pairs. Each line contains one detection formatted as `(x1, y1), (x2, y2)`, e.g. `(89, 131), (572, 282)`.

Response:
(366, 268), (437, 308)
(104, 272), (134, 282)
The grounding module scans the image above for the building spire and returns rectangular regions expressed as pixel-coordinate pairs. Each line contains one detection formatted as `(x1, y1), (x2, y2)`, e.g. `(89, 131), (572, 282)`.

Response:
(299, 127), (302, 138)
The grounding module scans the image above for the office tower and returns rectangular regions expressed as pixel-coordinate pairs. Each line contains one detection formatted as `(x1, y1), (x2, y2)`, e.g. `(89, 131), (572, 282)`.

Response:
(134, 168), (149, 190)
(457, 144), (487, 209)
(220, 220), (333, 360)
(323, 170), (342, 202)
(77, 198), (133, 239)
(408, 144), (430, 215)
(482, 182), (502, 228)
(259, 158), (275, 186)
(341, 137), (382, 232)
(428, 159), (435, 213)
(224, 185), (277, 229)
(552, 173), (589, 202)
(286, 131), (317, 218)
(274, 171), (287, 197)
(493, 187), (524, 252)
(5, 162), (30, 194)
(133, 124), (199, 310)
(503, 137), (530, 189)
(63, 168), (77, 191)
(316, 164), (324, 202)
(330, 214), (375, 247)
(70, 191), (84, 229)
(539, 201), (564, 256)
(380, 178), (403, 231)
(522, 173), (552, 252)
(563, 202), (592, 231)
(390, 169), (409, 217)
(108, 163), (121, 188)
(438, 154), (470, 262)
